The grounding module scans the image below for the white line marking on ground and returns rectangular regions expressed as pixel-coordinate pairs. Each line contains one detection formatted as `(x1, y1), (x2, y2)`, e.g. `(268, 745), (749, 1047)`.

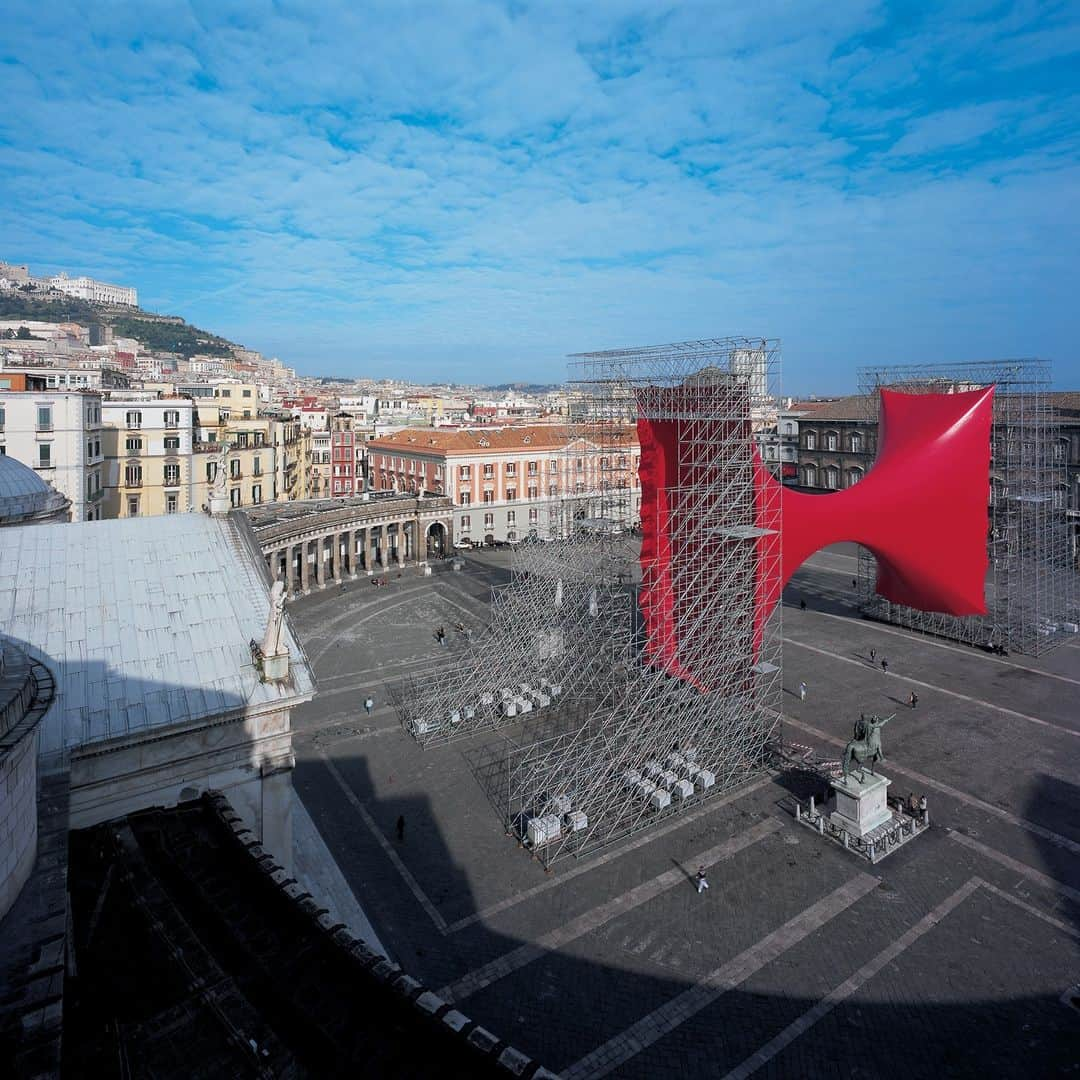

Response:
(320, 751), (449, 933)
(311, 592), (427, 663)
(785, 716), (1080, 858)
(443, 773), (777, 934)
(946, 829), (1080, 905)
(793, 605), (1080, 692)
(563, 872), (880, 1080)
(978, 877), (1080, 939)
(438, 818), (783, 1004)
(784, 637), (1080, 740)
(721, 878), (983, 1080)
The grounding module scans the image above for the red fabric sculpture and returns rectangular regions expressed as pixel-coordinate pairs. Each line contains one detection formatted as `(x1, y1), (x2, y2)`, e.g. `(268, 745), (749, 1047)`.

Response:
(637, 385), (995, 682)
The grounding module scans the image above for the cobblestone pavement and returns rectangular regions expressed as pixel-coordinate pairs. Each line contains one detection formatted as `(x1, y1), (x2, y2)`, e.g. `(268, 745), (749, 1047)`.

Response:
(287, 547), (1080, 1078)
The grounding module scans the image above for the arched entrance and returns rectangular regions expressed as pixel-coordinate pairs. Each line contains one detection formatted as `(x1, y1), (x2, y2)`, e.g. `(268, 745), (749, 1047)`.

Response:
(426, 521), (447, 558)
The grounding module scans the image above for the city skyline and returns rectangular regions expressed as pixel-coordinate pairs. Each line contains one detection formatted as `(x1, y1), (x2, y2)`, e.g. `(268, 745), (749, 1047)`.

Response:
(1, 2), (1078, 390)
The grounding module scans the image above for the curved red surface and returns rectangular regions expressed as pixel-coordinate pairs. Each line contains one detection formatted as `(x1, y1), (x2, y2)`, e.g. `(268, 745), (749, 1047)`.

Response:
(636, 385), (995, 680)
(760, 386), (995, 619)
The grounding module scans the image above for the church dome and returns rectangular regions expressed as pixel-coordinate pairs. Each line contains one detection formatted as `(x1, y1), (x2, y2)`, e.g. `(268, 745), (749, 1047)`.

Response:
(0, 454), (70, 525)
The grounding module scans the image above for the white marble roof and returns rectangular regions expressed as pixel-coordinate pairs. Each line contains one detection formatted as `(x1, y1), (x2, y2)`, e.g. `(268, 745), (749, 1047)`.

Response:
(0, 512), (316, 764)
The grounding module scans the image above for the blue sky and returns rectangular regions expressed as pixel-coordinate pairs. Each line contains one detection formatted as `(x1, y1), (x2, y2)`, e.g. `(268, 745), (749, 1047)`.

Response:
(1, 1), (1077, 390)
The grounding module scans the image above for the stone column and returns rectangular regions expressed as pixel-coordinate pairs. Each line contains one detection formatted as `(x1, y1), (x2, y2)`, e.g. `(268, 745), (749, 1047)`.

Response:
(300, 540), (310, 592)
(314, 535), (325, 587)
(396, 522), (405, 566)
(286, 543), (296, 594)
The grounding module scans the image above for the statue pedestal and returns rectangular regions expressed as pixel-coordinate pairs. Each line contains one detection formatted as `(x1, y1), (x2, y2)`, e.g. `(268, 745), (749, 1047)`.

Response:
(830, 772), (892, 839)
(262, 651), (290, 681)
(208, 495), (230, 516)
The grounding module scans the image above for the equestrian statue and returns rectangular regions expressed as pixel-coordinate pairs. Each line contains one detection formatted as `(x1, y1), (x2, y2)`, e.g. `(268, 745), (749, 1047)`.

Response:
(841, 713), (893, 782)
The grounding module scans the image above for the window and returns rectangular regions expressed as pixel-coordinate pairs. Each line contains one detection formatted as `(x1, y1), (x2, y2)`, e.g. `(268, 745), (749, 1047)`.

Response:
(125, 436), (143, 453)
(87, 441), (93, 458)
(230, 459), (240, 479)
(484, 513), (494, 528)
(576, 458), (583, 471)
(219, 388), (232, 398)
(36, 405), (52, 432)
(127, 496), (139, 517)
(804, 431), (816, 450)
(550, 460), (558, 473)
(482, 491), (494, 504)
(528, 485), (538, 500)
(460, 465), (471, 480)
(574, 482), (585, 494)
(460, 514), (471, 529)
(0, 407), (5, 430)
(86, 475), (93, 498)
(802, 465), (816, 486)
(242, 389), (252, 398)
(549, 483), (557, 496)
(824, 467), (839, 489)
(0, 446), (5, 455)
(527, 461), (537, 476)
(252, 484), (262, 504)
(164, 436), (180, 450)
(94, 439), (100, 456)
(529, 508), (539, 524)
(166, 493), (178, 514)
(849, 432), (863, 453)
(126, 410), (142, 429)
(506, 488), (517, 501)
(164, 463), (180, 486)
(253, 457), (262, 477)
(825, 432), (838, 451)
(507, 510), (516, 525)
(206, 461), (218, 483)
(38, 443), (51, 467)
(461, 492), (471, 505)
(125, 463), (142, 486)
(164, 410), (180, 428)
(483, 464), (494, 479)
(506, 462), (516, 475)
(230, 487), (241, 507)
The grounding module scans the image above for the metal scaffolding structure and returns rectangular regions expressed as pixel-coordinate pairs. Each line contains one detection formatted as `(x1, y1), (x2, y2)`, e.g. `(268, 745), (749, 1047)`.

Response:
(855, 359), (1076, 655)
(398, 338), (784, 867)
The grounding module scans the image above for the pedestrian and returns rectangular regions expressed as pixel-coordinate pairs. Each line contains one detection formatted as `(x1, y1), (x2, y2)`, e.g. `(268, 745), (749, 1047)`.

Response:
(436, 626), (447, 646)
(799, 599), (806, 611)
(909, 690), (918, 709)
(881, 658), (888, 674)
(695, 866), (709, 894)
(364, 696), (374, 716)
(396, 815), (405, 843)
(852, 578), (857, 589)
(869, 648), (876, 664)
(799, 681), (807, 701)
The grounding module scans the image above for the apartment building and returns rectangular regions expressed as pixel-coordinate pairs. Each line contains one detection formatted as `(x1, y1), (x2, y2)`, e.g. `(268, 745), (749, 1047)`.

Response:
(367, 425), (641, 545)
(0, 390), (105, 521)
(101, 398), (195, 517)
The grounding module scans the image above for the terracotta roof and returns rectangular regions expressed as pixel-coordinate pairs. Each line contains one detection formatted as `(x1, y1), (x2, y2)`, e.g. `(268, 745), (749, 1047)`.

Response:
(1046, 391), (1080, 415)
(368, 425), (638, 456)
(788, 395), (872, 421)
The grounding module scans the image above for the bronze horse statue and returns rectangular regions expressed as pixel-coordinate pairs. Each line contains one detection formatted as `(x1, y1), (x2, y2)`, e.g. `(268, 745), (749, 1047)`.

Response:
(841, 714), (893, 782)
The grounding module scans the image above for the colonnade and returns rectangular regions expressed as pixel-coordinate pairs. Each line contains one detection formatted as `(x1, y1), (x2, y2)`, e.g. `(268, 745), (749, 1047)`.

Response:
(266, 520), (424, 594)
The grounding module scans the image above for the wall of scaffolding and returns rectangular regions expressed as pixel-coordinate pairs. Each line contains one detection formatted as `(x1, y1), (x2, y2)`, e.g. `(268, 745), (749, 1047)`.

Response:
(856, 359), (1076, 655)
(398, 338), (783, 867)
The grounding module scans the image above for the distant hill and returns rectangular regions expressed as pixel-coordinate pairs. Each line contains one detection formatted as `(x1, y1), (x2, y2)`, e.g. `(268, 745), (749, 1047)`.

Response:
(489, 382), (560, 393)
(0, 290), (238, 358)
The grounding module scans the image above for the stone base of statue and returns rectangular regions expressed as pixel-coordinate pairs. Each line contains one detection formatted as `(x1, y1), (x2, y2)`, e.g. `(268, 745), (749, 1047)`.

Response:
(830, 771), (892, 838)
(209, 494), (231, 516)
(262, 651), (290, 681)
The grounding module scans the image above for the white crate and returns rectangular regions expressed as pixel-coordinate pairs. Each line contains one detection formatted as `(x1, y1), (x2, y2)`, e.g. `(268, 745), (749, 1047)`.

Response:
(549, 684), (562, 696)
(644, 760), (663, 780)
(695, 768), (715, 791)
(565, 810), (588, 831)
(666, 752), (685, 770)
(659, 769), (678, 790)
(527, 814), (561, 847)
(635, 779), (657, 797)
(649, 788), (672, 810)
(685, 764), (701, 782)
(672, 779), (694, 800)
(551, 794), (571, 815)
(501, 700), (518, 717)
(530, 692), (551, 708)
(624, 768), (642, 787)
(480, 692), (495, 706)
(516, 696), (533, 713)
(464, 705), (476, 720)
(449, 710), (461, 725)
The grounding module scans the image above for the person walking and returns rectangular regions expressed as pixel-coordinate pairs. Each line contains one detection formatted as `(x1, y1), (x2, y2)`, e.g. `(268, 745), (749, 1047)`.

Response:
(436, 626), (447, 647)
(695, 866), (709, 894)
(396, 815), (405, 843)
(909, 691), (918, 709)
(881, 657), (888, 674)
(869, 647), (876, 664)
(799, 599), (806, 611)
(364, 696), (374, 716)
(799, 681), (807, 701)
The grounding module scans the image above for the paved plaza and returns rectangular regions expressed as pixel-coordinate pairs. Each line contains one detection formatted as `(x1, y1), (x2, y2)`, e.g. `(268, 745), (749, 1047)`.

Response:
(287, 546), (1080, 1079)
